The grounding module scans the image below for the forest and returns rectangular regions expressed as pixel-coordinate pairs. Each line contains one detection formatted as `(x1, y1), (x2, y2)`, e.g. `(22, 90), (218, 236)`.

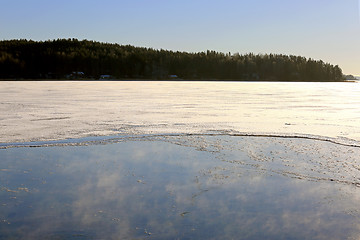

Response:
(0, 39), (344, 81)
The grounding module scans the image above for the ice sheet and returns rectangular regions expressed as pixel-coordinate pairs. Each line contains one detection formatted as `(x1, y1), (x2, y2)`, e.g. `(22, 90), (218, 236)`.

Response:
(1, 81), (359, 144)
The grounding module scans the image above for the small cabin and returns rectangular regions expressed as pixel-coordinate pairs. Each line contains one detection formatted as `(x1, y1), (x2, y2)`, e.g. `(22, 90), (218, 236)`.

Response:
(99, 75), (113, 80)
(66, 71), (85, 79)
(168, 75), (178, 79)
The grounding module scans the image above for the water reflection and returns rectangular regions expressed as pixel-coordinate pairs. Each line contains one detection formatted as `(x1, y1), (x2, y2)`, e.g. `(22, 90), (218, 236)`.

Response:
(0, 136), (359, 239)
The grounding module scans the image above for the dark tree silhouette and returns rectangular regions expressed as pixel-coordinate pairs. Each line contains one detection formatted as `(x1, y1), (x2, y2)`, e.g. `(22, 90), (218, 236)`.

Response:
(0, 39), (344, 81)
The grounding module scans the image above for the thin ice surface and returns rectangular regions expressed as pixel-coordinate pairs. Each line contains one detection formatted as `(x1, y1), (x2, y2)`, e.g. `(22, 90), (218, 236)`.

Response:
(0, 136), (359, 239)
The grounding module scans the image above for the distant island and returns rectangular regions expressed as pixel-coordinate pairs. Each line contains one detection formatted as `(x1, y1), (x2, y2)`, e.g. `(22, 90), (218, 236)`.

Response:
(344, 74), (358, 80)
(0, 39), (345, 81)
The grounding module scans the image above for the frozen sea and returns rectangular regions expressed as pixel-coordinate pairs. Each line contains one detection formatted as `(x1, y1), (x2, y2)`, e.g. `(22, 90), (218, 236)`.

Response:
(1, 81), (360, 239)
(0, 81), (360, 145)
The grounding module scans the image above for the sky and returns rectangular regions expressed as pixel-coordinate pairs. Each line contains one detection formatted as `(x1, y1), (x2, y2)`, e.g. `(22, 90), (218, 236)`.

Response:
(1, 0), (360, 75)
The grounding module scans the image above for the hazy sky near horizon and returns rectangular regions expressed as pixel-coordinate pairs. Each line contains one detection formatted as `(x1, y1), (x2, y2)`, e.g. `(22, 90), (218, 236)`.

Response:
(1, 0), (360, 75)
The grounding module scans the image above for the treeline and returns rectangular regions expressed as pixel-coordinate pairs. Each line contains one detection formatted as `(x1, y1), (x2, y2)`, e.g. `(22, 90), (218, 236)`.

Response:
(0, 38), (344, 81)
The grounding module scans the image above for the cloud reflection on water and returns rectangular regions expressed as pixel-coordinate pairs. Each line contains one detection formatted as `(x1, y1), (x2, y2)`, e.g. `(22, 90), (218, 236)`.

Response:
(0, 136), (359, 239)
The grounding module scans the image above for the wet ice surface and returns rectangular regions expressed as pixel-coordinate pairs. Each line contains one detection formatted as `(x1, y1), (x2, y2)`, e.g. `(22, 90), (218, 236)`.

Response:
(1, 81), (360, 145)
(1, 135), (360, 240)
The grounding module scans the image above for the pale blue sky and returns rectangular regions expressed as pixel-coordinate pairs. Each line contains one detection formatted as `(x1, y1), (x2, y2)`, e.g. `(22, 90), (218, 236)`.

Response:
(1, 0), (360, 75)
